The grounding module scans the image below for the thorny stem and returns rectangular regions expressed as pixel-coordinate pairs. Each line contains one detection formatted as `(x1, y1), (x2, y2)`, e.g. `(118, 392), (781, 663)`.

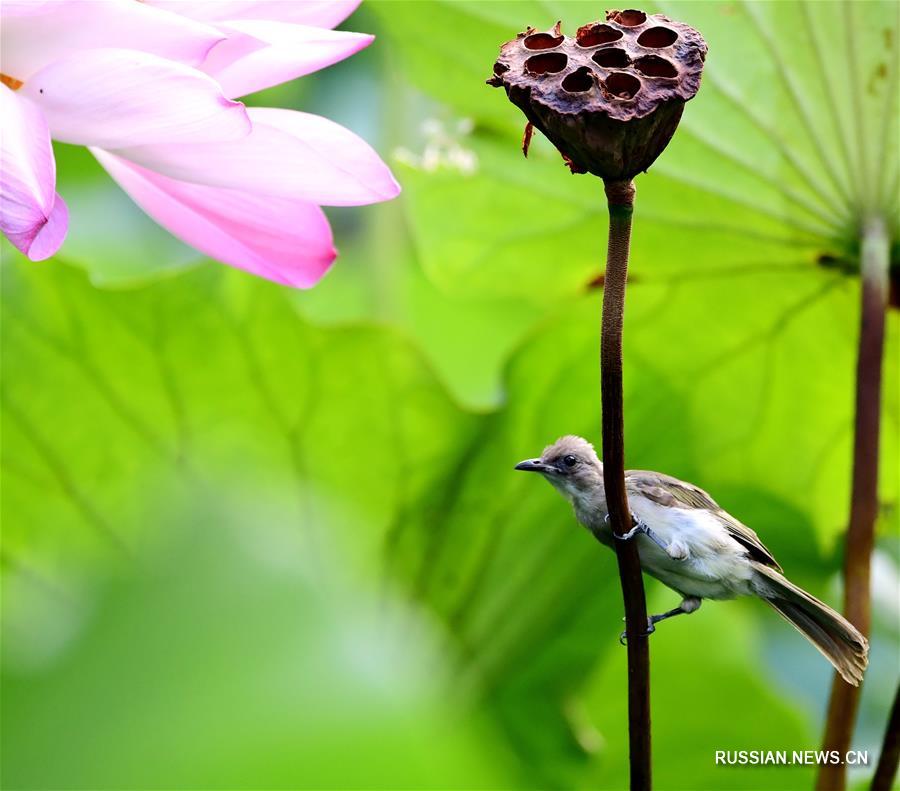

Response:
(871, 683), (900, 791)
(817, 216), (889, 791)
(600, 178), (651, 791)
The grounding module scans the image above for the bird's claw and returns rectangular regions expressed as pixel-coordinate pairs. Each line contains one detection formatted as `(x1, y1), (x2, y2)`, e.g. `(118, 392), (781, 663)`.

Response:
(613, 516), (649, 542)
(610, 516), (670, 552)
(619, 619), (656, 645)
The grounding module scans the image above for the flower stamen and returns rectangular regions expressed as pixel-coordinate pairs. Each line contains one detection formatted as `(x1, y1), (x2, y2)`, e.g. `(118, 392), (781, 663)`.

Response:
(0, 74), (24, 91)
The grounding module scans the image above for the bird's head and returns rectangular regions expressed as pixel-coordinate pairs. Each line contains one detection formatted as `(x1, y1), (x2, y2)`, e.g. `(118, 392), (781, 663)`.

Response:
(515, 435), (604, 501)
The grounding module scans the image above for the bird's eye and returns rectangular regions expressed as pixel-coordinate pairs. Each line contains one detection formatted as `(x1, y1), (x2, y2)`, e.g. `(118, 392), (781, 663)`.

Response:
(563, 454), (578, 468)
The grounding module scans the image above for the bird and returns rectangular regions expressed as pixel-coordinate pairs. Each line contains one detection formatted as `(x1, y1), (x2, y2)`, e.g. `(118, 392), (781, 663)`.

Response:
(515, 435), (868, 685)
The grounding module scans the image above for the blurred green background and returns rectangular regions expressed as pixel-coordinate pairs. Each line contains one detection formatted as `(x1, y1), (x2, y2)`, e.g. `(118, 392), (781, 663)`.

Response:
(2, 2), (898, 789)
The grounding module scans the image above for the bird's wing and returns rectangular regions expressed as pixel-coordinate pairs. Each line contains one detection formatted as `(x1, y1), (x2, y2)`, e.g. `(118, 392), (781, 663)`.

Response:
(625, 470), (782, 571)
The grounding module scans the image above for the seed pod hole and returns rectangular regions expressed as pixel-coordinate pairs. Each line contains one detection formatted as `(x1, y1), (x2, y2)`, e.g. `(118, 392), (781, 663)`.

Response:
(633, 55), (677, 78)
(605, 72), (641, 99)
(562, 67), (595, 93)
(523, 32), (564, 50)
(609, 9), (647, 27)
(524, 52), (568, 74)
(637, 27), (678, 48)
(592, 48), (631, 68)
(493, 61), (509, 76)
(576, 23), (623, 47)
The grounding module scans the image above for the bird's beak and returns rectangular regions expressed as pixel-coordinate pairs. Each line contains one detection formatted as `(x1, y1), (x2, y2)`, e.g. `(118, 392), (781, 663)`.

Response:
(515, 458), (551, 473)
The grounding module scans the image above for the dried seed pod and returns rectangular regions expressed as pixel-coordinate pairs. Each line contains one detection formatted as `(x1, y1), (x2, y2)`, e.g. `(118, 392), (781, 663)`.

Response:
(487, 10), (707, 180)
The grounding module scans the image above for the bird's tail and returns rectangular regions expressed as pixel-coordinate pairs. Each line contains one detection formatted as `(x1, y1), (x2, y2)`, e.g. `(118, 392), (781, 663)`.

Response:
(752, 563), (868, 686)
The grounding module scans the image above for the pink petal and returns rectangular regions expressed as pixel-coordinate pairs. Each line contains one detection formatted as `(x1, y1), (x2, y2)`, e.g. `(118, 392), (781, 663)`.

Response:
(20, 49), (251, 149)
(203, 21), (373, 98)
(0, 0), (224, 80)
(26, 193), (69, 261)
(0, 86), (68, 259)
(92, 149), (335, 288)
(0, 1), (62, 17)
(113, 107), (401, 206)
(146, 1), (361, 28)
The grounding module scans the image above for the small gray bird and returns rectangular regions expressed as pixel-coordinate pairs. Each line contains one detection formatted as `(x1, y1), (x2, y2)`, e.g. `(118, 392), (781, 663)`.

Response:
(515, 435), (868, 685)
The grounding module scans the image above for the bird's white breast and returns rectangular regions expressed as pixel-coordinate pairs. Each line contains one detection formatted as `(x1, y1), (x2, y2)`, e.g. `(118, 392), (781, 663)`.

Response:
(581, 494), (757, 600)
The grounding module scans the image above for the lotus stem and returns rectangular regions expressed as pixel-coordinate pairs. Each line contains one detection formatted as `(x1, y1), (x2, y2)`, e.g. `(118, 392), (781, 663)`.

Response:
(600, 178), (652, 791)
(871, 682), (900, 791)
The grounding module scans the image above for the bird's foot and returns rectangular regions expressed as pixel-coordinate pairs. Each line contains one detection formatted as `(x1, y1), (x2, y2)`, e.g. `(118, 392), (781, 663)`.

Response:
(611, 514), (646, 541)
(619, 618), (656, 645)
(611, 516), (669, 552)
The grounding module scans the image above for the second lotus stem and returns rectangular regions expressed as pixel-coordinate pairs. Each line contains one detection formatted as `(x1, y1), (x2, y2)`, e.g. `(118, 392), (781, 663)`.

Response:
(817, 215), (890, 791)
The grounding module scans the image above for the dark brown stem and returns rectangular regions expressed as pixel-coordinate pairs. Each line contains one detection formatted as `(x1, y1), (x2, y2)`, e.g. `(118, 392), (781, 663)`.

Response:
(600, 178), (651, 791)
(871, 683), (900, 791)
(817, 216), (889, 791)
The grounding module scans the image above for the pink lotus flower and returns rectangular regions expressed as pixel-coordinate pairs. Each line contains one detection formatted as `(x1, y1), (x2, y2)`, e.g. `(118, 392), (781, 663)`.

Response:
(0, 0), (399, 287)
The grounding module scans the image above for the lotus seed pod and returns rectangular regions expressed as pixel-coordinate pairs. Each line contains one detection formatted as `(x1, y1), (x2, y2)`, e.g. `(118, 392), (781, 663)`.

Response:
(487, 9), (707, 181)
